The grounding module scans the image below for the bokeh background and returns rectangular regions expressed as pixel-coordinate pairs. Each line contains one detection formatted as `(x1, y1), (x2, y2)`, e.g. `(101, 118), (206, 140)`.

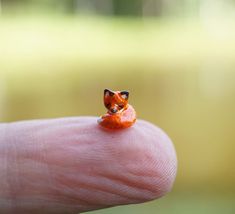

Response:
(0, 0), (235, 213)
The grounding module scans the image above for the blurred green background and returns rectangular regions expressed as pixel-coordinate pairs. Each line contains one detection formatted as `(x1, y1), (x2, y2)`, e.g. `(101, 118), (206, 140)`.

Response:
(0, 0), (235, 213)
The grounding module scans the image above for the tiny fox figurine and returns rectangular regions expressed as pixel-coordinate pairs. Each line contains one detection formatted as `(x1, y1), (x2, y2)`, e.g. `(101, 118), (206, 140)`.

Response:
(98, 89), (136, 129)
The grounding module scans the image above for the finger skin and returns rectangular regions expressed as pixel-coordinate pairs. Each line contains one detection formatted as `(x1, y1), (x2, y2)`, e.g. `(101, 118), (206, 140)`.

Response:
(0, 117), (177, 214)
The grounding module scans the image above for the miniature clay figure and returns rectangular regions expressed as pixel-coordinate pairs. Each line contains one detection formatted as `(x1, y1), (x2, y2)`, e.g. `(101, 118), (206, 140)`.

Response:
(98, 89), (136, 129)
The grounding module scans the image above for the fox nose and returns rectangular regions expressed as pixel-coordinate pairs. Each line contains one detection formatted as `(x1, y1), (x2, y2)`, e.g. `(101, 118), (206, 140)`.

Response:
(110, 108), (118, 113)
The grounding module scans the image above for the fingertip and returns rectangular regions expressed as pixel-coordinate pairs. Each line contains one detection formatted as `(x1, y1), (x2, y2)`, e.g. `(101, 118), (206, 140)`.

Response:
(130, 120), (178, 199)
(83, 117), (178, 200)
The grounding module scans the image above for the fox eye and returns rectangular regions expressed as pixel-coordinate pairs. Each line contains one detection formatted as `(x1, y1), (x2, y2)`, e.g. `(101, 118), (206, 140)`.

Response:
(105, 103), (111, 108)
(118, 104), (124, 108)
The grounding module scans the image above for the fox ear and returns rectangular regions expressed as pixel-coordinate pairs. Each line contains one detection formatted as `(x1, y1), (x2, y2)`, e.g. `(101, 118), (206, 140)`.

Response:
(104, 89), (114, 97)
(120, 91), (129, 100)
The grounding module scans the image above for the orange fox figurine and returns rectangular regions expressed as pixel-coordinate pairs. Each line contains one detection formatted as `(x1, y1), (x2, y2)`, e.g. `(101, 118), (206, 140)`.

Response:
(98, 89), (136, 129)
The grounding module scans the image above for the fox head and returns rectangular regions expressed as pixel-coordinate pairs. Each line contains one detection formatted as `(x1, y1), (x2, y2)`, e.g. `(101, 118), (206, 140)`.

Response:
(104, 89), (129, 114)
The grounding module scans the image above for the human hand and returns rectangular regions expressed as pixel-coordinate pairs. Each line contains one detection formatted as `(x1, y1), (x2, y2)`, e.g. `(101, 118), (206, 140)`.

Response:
(0, 117), (177, 214)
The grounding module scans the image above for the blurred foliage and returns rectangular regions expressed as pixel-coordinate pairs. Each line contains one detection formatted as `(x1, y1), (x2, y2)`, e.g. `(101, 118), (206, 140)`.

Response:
(0, 0), (211, 16)
(0, 0), (235, 213)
